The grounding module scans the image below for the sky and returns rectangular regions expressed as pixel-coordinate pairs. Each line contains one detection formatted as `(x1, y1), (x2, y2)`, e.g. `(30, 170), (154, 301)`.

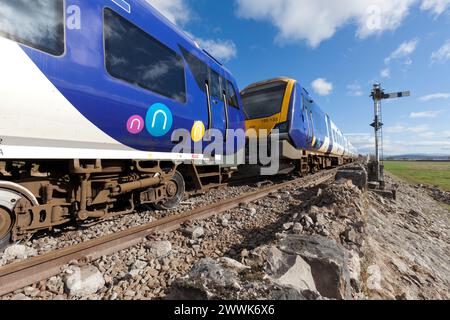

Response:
(147, 0), (450, 155)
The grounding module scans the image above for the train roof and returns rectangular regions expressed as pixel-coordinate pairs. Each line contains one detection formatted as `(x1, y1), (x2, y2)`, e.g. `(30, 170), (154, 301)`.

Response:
(241, 77), (295, 93)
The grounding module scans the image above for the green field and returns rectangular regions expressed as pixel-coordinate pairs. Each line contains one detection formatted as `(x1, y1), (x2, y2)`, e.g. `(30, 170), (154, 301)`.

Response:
(384, 161), (450, 191)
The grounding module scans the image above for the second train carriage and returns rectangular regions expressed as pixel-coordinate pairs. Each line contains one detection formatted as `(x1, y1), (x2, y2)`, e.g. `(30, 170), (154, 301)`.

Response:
(241, 78), (357, 174)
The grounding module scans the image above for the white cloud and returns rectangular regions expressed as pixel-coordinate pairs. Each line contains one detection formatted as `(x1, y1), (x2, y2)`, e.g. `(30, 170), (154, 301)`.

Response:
(147, 1), (238, 62)
(234, 0), (420, 47)
(312, 78), (333, 96)
(347, 82), (364, 96)
(384, 38), (419, 64)
(380, 68), (391, 78)
(146, 0), (191, 24)
(419, 93), (450, 101)
(418, 131), (436, 139)
(410, 110), (444, 118)
(431, 40), (450, 64)
(421, 0), (450, 15)
(194, 38), (238, 62)
(385, 124), (429, 133)
(346, 133), (374, 153)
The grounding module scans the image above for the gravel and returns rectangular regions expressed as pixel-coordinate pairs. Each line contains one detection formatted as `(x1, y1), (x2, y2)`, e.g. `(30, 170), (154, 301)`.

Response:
(1, 171), (334, 300)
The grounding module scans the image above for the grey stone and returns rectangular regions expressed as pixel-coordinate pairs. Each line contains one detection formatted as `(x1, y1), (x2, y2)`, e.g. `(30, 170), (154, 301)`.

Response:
(347, 251), (362, 291)
(301, 216), (314, 228)
(3, 244), (37, 260)
(168, 258), (240, 300)
(182, 227), (205, 240)
(220, 219), (229, 227)
(366, 265), (382, 291)
(12, 293), (31, 300)
(283, 223), (294, 231)
(131, 260), (148, 271)
(266, 247), (317, 293)
(24, 286), (40, 298)
(218, 257), (250, 272)
(292, 223), (304, 234)
(64, 265), (105, 297)
(335, 169), (368, 190)
(269, 287), (321, 300)
(146, 241), (172, 259)
(311, 212), (327, 226)
(279, 235), (351, 300)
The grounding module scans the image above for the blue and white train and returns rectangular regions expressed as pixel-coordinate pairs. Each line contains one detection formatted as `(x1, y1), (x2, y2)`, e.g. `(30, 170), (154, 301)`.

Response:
(0, 0), (246, 246)
(241, 77), (358, 174)
(0, 0), (245, 160)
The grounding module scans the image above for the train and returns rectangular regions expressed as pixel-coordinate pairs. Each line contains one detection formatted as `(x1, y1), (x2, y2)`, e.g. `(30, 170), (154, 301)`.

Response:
(0, 0), (356, 248)
(241, 78), (357, 175)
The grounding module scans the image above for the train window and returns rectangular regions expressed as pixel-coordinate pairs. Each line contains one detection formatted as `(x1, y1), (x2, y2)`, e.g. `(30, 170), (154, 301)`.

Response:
(241, 81), (287, 120)
(104, 8), (186, 103)
(311, 109), (328, 139)
(0, 0), (65, 56)
(227, 81), (240, 109)
(209, 69), (222, 100)
(180, 47), (208, 93)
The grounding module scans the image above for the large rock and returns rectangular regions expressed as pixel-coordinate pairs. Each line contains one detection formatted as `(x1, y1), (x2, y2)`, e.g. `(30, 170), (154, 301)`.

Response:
(266, 247), (317, 293)
(335, 169), (368, 190)
(168, 258), (240, 300)
(64, 265), (105, 297)
(168, 258), (321, 301)
(279, 235), (351, 300)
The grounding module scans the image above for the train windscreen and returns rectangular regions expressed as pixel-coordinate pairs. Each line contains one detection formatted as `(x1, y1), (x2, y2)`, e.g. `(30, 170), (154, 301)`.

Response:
(241, 81), (287, 120)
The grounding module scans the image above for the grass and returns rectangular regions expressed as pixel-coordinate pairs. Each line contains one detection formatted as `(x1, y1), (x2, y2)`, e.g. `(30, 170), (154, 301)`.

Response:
(383, 161), (450, 191)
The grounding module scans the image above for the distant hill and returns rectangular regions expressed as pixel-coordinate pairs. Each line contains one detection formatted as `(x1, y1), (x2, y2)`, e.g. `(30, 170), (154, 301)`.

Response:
(385, 154), (450, 161)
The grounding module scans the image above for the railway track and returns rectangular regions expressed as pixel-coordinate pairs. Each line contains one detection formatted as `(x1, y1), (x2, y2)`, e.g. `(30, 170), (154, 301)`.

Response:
(0, 170), (336, 297)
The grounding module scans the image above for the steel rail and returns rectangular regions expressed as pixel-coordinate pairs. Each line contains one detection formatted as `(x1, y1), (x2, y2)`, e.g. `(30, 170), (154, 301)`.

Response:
(0, 171), (335, 297)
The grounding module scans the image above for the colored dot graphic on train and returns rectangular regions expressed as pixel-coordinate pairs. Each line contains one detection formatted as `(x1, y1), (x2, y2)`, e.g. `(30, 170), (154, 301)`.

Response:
(126, 115), (145, 134)
(145, 103), (173, 137)
(191, 121), (206, 142)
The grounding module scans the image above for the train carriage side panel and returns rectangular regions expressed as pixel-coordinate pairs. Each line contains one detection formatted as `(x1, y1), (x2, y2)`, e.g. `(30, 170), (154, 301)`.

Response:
(0, 0), (245, 160)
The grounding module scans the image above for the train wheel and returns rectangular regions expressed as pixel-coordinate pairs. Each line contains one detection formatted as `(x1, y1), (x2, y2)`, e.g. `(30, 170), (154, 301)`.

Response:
(0, 207), (13, 251)
(153, 172), (185, 210)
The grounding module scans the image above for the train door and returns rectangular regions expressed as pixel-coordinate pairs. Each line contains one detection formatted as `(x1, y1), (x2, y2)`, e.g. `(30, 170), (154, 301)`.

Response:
(180, 48), (227, 146)
(309, 110), (316, 148)
(206, 68), (227, 140)
(302, 95), (313, 148)
(326, 115), (334, 153)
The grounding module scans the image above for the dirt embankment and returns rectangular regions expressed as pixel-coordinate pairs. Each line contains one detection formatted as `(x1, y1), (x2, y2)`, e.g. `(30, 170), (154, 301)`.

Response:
(168, 170), (450, 300)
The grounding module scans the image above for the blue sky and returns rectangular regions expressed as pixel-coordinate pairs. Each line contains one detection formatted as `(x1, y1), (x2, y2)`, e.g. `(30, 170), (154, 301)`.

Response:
(148, 0), (450, 155)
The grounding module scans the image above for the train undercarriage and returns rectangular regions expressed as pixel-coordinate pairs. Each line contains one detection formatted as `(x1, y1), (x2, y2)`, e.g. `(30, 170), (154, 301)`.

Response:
(0, 159), (234, 247)
(0, 152), (352, 249)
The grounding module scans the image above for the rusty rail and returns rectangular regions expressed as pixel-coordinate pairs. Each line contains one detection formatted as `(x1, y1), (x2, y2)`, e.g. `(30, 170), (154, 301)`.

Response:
(0, 171), (334, 297)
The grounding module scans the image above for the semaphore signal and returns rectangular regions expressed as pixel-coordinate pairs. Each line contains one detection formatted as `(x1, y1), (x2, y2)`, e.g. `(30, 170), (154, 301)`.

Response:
(369, 84), (411, 190)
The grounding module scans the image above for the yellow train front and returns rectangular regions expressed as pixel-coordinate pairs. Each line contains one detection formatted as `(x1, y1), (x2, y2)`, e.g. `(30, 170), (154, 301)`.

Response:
(241, 78), (357, 175)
